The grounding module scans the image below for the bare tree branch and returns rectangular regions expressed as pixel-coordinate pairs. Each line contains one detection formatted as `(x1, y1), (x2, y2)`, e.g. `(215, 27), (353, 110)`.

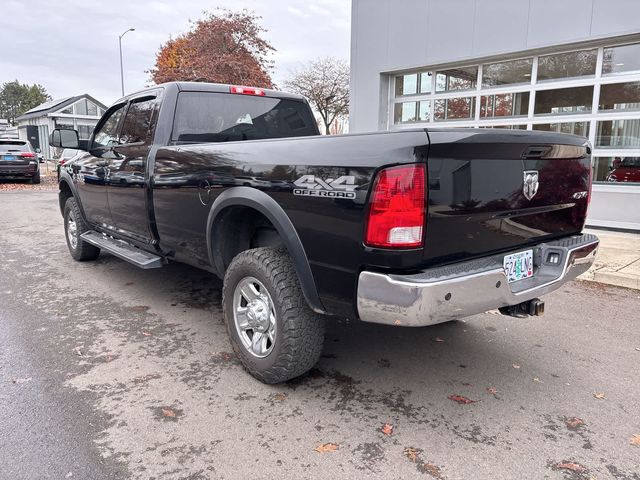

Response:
(283, 57), (349, 135)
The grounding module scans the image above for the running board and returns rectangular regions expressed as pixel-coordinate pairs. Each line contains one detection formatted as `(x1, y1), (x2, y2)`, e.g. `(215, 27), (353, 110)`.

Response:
(81, 231), (163, 269)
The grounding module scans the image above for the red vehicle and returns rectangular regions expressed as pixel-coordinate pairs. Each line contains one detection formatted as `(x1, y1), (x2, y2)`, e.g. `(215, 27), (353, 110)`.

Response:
(607, 157), (640, 183)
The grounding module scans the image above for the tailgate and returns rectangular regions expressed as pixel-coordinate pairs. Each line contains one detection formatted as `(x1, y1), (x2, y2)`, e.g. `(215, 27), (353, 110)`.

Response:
(424, 129), (591, 265)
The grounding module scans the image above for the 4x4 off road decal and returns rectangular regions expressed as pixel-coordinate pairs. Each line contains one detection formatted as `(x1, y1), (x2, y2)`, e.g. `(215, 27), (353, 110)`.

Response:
(293, 175), (357, 199)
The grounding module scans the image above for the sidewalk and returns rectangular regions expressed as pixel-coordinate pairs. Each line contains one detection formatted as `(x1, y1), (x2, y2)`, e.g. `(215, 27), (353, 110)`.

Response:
(579, 228), (640, 290)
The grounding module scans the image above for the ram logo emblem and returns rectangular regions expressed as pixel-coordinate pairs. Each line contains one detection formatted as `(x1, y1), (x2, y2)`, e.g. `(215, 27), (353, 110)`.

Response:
(523, 170), (539, 201)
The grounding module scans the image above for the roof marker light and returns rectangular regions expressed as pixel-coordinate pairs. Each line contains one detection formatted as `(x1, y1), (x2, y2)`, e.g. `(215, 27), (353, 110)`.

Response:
(230, 86), (266, 96)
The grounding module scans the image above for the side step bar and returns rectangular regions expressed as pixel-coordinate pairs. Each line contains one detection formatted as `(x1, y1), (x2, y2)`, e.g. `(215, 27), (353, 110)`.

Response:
(81, 231), (164, 269)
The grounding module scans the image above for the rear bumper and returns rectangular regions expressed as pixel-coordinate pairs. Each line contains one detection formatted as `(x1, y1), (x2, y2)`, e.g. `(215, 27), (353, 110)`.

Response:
(0, 164), (37, 178)
(357, 233), (599, 327)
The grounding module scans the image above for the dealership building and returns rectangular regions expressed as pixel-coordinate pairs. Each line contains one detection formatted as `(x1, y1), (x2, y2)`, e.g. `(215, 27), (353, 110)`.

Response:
(350, 0), (640, 230)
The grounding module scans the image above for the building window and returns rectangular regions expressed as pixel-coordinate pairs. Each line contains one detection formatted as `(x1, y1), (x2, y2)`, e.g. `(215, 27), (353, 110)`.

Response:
(480, 92), (529, 118)
(87, 101), (98, 116)
(596, 119), (640, 149)
(602, 43), (640, 76)
(74, 99), (88, 116)
(537, 49), (597, 81)
(592, 156), (640, 183)
(598, 81), (640, 111)
(395, 72), (432, 96)
(394, 102), (417, 123)
(434, 96), (475, 121)
(533, 122), (590, 137)
(534, 86), (593, 115)
(482, 59), (532, 87)
(435, 67), (477, 92)
(55, 119), (74, 129)
(394, 101), (429, 123)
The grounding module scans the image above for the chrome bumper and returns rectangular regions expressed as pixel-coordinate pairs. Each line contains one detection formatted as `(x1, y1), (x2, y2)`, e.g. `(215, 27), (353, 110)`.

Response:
(357, 234), (599, 327)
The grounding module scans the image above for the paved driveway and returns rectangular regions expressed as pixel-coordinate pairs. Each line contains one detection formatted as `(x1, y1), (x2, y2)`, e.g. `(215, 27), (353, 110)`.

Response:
(1, 190), (639, 480)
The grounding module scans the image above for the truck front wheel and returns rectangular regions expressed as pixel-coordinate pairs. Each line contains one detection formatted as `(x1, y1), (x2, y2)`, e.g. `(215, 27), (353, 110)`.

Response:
(222, 247), (325, 384)
(63, 197), (100, 261)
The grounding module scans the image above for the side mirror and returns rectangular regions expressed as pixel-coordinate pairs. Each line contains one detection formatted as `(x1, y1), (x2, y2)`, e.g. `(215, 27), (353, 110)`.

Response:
(49, 128), (80, 149)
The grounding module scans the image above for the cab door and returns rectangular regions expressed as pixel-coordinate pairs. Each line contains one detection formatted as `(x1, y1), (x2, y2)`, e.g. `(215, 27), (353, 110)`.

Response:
(75, 103), (126, 227)
(106, 93), (161, 243)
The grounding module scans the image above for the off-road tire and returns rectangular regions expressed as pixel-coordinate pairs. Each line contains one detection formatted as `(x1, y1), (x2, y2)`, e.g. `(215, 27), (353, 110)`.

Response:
(64, 197), (100, 261)
(222, 247), (325, 384)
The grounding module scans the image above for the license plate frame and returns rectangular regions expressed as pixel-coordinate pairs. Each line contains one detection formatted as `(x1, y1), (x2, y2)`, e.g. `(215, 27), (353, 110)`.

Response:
(503, 249), (534, 283)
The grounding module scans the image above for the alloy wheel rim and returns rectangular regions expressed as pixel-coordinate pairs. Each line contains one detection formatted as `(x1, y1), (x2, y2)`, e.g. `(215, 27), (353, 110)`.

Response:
(232, 276), (276, 358)
(67, 211), (78, 249)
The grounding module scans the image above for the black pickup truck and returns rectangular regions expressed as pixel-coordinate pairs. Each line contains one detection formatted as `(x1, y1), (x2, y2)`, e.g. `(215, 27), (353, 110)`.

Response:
(51, 81), (599, 383)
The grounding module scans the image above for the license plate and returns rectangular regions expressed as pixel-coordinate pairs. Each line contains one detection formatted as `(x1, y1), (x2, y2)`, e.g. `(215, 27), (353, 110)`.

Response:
(2, 155), (16, 161)
(503, 249), (534, 283)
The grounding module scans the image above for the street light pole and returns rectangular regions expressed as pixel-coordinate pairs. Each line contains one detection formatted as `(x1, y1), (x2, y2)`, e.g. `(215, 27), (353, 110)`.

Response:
(119, 28), (135, 97)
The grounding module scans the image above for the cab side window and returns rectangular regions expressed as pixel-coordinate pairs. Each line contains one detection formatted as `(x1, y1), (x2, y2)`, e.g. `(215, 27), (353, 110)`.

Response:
(119, 97), (157, 145)
(92, 105), (125, 150)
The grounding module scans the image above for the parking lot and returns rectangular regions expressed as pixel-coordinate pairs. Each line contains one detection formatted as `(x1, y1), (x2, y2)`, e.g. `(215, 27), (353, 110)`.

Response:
(1, 189), (639, 480)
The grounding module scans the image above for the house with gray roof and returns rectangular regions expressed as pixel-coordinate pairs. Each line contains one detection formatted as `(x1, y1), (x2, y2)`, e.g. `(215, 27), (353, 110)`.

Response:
(15, 94), (107, 158)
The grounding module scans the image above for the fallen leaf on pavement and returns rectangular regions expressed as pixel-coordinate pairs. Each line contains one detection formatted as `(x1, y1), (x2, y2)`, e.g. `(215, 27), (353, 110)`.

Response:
(105, 354), (113, 363)
(12, 377), (32, 384)
(512, 364), (521, 369)
(162, 408), (176, 418)
(381, 423), (394, 436)
(448, 394), (477, 404)
(403, 447), (421, 463)
(314, 443), (339, 453)
(593, 392), (606, 400)
(420, 462), (443, 478)
(565, 417), (585, 429)
(141, 331), (152, 337)
(630, 434), (640, 446)
(554, 462), (587, 473)
(486, 387), (498, 396)
(533, 377), (543, 383)
(272, 393), (287, 402)
(487, 309), (500, 315)
(433, 336), (445, 342)
(73, 347), (84, 357)
(130, 305), (150, 312)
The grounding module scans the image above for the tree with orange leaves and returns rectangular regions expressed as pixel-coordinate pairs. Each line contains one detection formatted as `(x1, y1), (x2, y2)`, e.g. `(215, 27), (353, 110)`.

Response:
(150, 9), (275, 88)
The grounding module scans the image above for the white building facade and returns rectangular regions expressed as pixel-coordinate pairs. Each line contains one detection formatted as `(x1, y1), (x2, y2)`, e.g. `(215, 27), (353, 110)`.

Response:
(15, 95), (106, 158)
(350, 0), (640, 230)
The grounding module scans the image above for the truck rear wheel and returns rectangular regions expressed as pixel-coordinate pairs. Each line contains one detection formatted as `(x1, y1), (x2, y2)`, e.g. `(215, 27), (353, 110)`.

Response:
(222, 247), (325, 384)
(63, 197), (100, 261)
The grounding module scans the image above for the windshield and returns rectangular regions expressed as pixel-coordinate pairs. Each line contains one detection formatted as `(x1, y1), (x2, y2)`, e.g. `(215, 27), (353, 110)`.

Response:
(0, 141), (30, 153)
(171, 92), (319, 144)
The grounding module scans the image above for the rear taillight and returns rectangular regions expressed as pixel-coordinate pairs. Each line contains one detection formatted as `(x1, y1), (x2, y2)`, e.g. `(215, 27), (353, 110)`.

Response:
(20, 152), (35, 158)
(365, 164), (426, 249)
(230, 85), (266, 96)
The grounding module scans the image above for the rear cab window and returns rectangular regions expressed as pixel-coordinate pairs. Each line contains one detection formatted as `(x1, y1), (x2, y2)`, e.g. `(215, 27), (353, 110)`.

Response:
(170, 91), (319, 144)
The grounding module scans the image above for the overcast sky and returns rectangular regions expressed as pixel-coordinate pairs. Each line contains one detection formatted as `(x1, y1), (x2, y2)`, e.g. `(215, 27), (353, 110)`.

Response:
(0, 0), (351, 106)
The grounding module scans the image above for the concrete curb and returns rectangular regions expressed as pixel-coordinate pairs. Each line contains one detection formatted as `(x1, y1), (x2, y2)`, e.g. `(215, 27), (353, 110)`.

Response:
(578, 229), (640, 290)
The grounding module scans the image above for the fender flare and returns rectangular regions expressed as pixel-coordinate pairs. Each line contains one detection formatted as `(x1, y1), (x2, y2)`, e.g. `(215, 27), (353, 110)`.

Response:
(58, 172), (88, 221)
(206, 187), (325, 314)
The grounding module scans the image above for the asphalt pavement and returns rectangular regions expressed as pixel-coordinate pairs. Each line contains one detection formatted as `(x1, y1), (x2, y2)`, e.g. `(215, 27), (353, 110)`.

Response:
(1, 190), (639, 480)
